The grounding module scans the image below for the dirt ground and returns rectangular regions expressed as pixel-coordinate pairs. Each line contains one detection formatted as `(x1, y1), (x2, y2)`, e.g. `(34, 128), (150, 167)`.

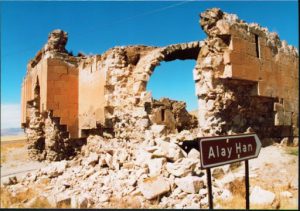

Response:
(1, 136), (46, 181)
(0, 136), (298, 209)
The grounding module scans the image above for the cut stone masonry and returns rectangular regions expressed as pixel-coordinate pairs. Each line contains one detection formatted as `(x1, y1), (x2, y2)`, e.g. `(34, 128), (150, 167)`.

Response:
(21, 8), (299, 161)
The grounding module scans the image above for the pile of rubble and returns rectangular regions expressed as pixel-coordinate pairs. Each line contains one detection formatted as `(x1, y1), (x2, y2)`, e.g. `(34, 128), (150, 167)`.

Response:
(3, 127), (242, 208)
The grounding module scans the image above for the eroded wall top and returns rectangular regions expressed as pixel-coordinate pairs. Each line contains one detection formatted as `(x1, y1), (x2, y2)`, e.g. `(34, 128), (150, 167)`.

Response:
(200, 8), (298, 57)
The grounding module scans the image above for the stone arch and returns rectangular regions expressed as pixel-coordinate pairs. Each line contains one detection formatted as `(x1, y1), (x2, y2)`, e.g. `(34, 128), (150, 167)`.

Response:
(129, 42), (202, 133)
(132, 41), (202, 94)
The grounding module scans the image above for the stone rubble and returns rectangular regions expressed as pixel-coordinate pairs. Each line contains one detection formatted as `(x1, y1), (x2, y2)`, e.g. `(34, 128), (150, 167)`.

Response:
(250, 186), (276, 206)
(2, 129), (240, 208)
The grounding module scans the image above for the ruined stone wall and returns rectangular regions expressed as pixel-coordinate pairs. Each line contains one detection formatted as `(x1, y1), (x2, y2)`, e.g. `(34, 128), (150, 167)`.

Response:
(78, 55), (106, 137)
(195, 8), (298, 141)
(99, 8), (298, 143)
(21, 59), (48, 126)
(21, 8), (298, 161)
(21, 57), (79, 138)
(21, 30), (80, 139)
(47, 58), (79, 138)
(98, 43), (201, 139)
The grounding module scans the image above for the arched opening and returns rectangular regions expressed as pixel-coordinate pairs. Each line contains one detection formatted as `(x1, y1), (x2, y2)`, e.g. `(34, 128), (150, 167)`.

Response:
(146, 59), (198, 132)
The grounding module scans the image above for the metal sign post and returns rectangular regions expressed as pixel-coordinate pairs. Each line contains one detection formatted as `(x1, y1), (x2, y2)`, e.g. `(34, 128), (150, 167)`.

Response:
(245, 160), (250, 209)
(206, 168), (213, 209)
(198, 133), (262, 209)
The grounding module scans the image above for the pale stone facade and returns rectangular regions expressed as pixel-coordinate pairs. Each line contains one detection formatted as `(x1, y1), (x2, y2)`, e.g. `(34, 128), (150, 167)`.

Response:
(21, 8), (298, 161)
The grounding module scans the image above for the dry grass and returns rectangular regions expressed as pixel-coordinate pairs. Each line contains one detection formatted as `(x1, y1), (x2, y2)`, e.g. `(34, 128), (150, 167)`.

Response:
(0, 186), (52, 208)
(216, 177), (298, 209)
(284, 146), (298, 156)
(108, 196), (142, 208)
(1, 135), (26, 142)
(107, 195), (161, 208)
(0, 139), (26, 165)
(228, 177), (246, 198)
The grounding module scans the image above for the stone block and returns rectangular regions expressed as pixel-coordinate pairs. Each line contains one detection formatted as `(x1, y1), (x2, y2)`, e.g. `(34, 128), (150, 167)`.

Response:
(228, 52), (244, 65)
(291, 112), (298, 127)
(135, 73), (150, 82)
(260, 60), (272, 72)
(270, 61), (279, 72)
(283, 100), (294, 112)
(48, 72), (61, 80)
(244, 42), (256, 57)
(221, 64), (233, 78)
(47, 58), (65, 66)
(139, 176), (170, 200)
(216, 19), (231, 34)
(250, 186), (275, 205)
(132, 81), (146, 94)
(223, 50), (231, 65)
(175, 176), (204, 194)
(231, 64), (259, 81)
(260, 46), (272, 60)
(166, 158), (198, 177)
(230, 37), (245, 52)
(258, 82), (276, 97)
(283, 112), (292, 125)
(146, 158), (166, 176)
(273, 103), (283, 112)
(53, 66), (68, 74)
(274, 111), (284, 126)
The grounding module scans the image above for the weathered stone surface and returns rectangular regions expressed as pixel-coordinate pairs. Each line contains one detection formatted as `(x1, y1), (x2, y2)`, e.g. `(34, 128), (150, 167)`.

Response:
(187, 148), (200, 159)
(139, 176), (170, 200)
(56, 193), (71, 208)
(280, 191), (293, 198)
(250, 186), (276, 205)
(85, 152), (99, 166)
(166, 158), (198, 177)
(135, 149), (152, 166)
(150, 125), (167, 137)
(44, 29), (68, 53)
(149, 98), (198, 132)
(152, 139), (184, 161)
(146, 158), (166, 177)
(41, 161), (67, 178)
(174, 176), (204, 194)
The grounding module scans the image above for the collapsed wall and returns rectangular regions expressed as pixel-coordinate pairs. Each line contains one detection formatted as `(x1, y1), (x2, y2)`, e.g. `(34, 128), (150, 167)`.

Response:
(21, 8), (299, 161)
(195, 8), (298, 142)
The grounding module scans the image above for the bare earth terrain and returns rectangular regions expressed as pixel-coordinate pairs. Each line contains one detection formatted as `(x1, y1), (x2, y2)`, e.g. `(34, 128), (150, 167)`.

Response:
(1, 136), (46, 182)
(1, 136), (298, 209)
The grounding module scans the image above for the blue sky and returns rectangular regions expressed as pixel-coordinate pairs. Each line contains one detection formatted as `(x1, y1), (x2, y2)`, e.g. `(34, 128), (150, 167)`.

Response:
(1, 0), (298, 129)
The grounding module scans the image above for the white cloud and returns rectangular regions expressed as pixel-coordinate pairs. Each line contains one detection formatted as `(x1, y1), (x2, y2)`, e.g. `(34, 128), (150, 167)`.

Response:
(1, 104), (21, 129)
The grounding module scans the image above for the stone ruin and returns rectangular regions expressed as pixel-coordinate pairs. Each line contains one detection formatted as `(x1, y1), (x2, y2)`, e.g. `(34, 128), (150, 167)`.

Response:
(4, 8), (297, 208)
(21, 8), (299, 161)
